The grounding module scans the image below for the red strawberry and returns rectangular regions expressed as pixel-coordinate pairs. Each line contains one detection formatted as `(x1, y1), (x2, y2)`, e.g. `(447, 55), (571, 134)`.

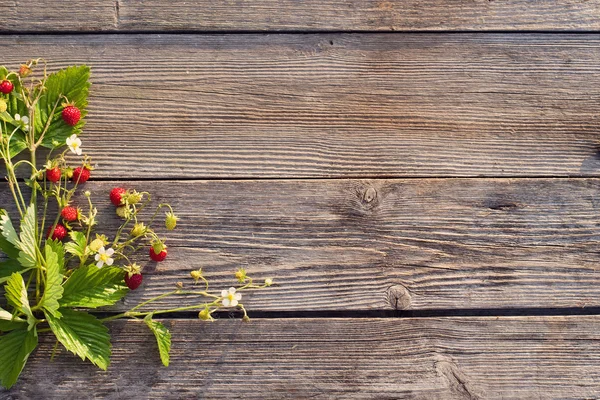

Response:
(110, 187), (127, 206)
(124, 273), (143, 290)
(62, 105), (81, 126)
(71, 166), (90, 183)
(0, 80), (13, 94)
(46, 223), (67, 240)
(46, 167), (61, 183)
(61, 206), (79, 222)
(149, 247), (168, 262)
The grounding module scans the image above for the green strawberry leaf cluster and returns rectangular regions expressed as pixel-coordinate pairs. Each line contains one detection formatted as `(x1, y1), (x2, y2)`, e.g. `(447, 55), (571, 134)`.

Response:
(0, 60), (272, 390)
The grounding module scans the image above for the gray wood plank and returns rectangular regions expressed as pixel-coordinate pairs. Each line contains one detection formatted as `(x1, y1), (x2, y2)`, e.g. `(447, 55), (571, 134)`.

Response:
(3, 316), (600, 399)
(3, 34), (600, 178)
(3, 178), (600, 311)
(4, 0), (600, 32)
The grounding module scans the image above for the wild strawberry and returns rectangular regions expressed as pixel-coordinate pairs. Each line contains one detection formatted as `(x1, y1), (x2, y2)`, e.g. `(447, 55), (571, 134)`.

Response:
(46, 223), (67, 241)
(165, 212), (179, 230)
(124, 273), (143, 290)
(19, 65), (31, 77)
(61, 206), (79, 222)
(46, 167), (62, 183)
(0, 80), (13, 94)
(110, 187), (127, 206)
(71, 166), (90, 183)
(62, 105), (81, 126)
(149, 246), (167, 262)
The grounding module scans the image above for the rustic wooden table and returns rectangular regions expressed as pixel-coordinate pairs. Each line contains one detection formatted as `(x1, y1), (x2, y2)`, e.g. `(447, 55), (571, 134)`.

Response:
(2, 1), (600, 398)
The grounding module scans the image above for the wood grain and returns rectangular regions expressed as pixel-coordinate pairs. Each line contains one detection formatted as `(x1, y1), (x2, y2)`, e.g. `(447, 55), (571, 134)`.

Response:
(3, 34), (600, 178)
(3, 316), (600, 399)
(3, 178), (600, 311)
(3, 0), (600, 32)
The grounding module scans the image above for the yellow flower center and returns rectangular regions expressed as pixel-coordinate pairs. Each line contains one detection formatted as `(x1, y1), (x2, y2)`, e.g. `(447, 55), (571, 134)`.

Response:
(100, 254), (109, 262)
(227, 293), (235, 301)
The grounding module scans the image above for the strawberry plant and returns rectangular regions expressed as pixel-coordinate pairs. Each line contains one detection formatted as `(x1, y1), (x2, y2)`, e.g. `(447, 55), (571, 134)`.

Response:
(0, 60), (273, 389)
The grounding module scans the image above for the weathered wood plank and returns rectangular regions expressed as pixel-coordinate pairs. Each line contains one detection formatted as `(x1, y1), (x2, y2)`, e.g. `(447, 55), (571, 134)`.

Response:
(3, 316), (600, 399)
(4, 34), (600, 178)
(4, 0), (600, 32)
(3, 178), (600, 311)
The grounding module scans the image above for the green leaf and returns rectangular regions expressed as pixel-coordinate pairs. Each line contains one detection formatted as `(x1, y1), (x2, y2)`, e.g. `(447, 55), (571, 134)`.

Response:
(64, 231), (87, 258)
(15, 204), (37, 268)
(45, 239), (65, 275)
(0, 306), (26, 332)
(41, 244), (64, 319)
(0, 327), (38, 389)
(60, 265), (128, 309)
(144, 314), (171, 367)
(45, 308), (111, 370)
(37, 66), (90, 149)
(0, 210), (20, 259)
(0, 259), (24, 283)
(4, 272), (36, 330)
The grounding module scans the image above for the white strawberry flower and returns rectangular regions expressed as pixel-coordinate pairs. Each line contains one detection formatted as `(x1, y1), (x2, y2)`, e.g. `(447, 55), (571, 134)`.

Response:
(221, 287), (242, 307)
(14, 114), (29, 131)
(66, 134), (82, 155)
(94, 247), (114, 268)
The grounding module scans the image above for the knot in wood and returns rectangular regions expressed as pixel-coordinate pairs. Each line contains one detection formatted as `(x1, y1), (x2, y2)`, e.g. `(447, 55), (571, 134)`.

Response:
(362, 187), (377, 204)
(386, 284), (411, 310)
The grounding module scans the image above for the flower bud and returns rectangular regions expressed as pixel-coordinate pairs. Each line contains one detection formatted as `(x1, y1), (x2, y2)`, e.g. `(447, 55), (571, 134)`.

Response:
(242, 315), (251, 323)
(264, 278), (273, 287)
(84, 190), (91, 197)
(165, 212), (179, 230)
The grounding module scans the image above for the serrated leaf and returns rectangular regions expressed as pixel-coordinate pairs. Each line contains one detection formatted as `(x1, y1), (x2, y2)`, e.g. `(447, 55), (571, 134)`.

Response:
(0, 306), (26, 332)
(45, 308), (110, 370)
(0, 327), (38, 389)
(144, 314), (171, 367)
(60, 265), (128, 309)
(0, 210), (20, 259)
(38, 66), (90, 149)
(64, 231), (87, 258)
(4, 272), (36, 330)
(45, 239), (65, 275)
(41, 244), (64, 319)
(15, 204), (37, 268)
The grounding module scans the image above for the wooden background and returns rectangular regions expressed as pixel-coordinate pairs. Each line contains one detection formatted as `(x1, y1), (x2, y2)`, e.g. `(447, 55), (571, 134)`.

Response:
(2, 1), (600, 398)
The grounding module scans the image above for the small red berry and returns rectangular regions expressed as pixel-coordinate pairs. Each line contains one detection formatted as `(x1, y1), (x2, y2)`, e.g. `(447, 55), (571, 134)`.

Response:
(61, 206), (79, 222)
(110, 187), (127, 206)
(46, 223), (67, 241)
(46, 167), (61, 183)
(124, 273), (143, 290)
(149, 247), (168, 262)
(62, 105), (81, 126)
(0, 80), (13, 94)
(71, 166), (91, 184)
